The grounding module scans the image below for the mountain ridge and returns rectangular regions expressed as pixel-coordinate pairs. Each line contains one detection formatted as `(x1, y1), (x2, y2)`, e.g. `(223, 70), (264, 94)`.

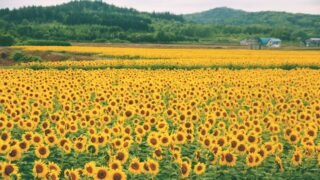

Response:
(0, 1), (319, 44)
(184, 7), (320, 29)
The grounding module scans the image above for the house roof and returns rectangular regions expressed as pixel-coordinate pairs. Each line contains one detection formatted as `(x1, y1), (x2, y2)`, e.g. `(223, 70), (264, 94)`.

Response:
(308, 38), (320, 41)
(258, 38), (281, 45)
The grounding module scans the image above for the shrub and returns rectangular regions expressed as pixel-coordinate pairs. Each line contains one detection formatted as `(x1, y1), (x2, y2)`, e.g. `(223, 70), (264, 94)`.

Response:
(12, 52), (43, 62)
(0, 35), (15, 46)
(23, 40), (71, 46)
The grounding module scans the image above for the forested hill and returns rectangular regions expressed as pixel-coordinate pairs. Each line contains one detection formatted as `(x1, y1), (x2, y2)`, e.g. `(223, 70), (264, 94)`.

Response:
(0, 1), (188, 43)
(0, 0), (183, 31)
(185, 7), (320, 29)
(0, 1), (319, 44)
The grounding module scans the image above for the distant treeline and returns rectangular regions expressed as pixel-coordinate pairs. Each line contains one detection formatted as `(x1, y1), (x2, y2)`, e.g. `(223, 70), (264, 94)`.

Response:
(0, 1), (319, 45)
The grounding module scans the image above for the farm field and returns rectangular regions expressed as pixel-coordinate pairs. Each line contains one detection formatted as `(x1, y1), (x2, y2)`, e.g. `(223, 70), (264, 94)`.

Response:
(15, 46), (320, 69)
(0, 46), (320, 180)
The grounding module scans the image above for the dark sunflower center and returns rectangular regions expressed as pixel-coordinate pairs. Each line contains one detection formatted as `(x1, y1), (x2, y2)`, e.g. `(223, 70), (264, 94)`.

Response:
(39, 147), (46, 155)
(4, 165), (14, 176)
(131, 162), (139, 170)
(149, 163), (156, 171)
(181, 164), (188, 174)
(97, 170), (107, 179)
(9, 150), (17, 157)
(113, 173), (122, 180)
(177, 135), (183, 141)
(197, 166), (203, 171)
(150, 138), (157, 145)
(226, 153), (233, 162)
(36, 165), (44, 173)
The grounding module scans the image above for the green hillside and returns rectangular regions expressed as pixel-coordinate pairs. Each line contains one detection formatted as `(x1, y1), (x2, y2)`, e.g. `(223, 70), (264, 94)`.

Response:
(185, 7), (320, 28)
(0, 0), (190, 43)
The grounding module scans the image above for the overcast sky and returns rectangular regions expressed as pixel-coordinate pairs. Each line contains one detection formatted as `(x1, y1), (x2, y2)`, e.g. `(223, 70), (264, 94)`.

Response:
(0, 0), (319, 14)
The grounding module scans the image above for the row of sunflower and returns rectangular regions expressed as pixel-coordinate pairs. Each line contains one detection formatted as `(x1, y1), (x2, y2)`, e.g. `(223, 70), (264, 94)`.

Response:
(0, 69), (319, 179)
(16, 46), (320, 68)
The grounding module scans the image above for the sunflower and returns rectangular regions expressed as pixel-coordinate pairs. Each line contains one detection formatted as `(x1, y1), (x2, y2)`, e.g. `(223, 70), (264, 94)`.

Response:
(94, 166), (109, 180)
(0, 141), (10, 154)
(63, 144), (72, 154)
(48, 162), (61, 176)
(275, 143), (283, 154)
(115, 150), (129, 164)
(31, 133), (43, 145)
(68, 169), (80, 180)
(128, 157), (142, 175)
(216, 136), (227, 148)
(221, 151), (237, 167)
(147, 158), (159, 176)
(101, 115), (112, 125)
(110, 169), (127, 180)
(258, 146), (269, 160)
(1, 131), (10, 142)
(142, 161), (150, 174)
(264, 142), (275, 155)
(152, 148), (163, 160)
(236, 143), (247, 154)
(292, 149), (303, 166)
(305, 128), (317, 139)
(109, 159), (122, 171)
(160, 134), (171, 147)
(202, 136), (212, 149)
(112, 138), (124, 149)
(180, 161), (191, 178)
(147, 135), (159, 148)
(211, 144), (222, 157)
(6, 146), (22, 161)
(135, 126), (145, 137)
(45, 134), (57, 146)
(2, 162), (19, 179)
(288, 131), (300, 145)
(74, 140), (85, 153)
(247, 134), (258, 144)
(86, 143), (99, 156)
(175, 132), (187, 144)
(33, 160), (49, 178)
(83, 161), (96, 177)
(46, 172), (59, 180)
(236, 133), (246, 142)
(35, 145), (50, 159)
(98, 135), (107, 145)
(229, 138), (238, 149)
(135, 136), (142, 144)
(194, 162), (206, 175)
(18, 140), (30, 152)
(246, 153), (258, 167)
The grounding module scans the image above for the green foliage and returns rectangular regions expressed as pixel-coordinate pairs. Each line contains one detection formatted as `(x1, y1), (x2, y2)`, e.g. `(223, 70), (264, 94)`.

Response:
(22, 40), (71, 46)
(0, 34), (15, 46)
(12, 52), (43, 62)
(185, 7), (320, 29)
(0, 2), (319, 43)
(185, 7), (320, 41)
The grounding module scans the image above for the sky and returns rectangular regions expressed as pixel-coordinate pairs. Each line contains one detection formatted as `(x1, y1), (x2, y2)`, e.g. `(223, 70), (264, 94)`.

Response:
(0, 0), (319, 14)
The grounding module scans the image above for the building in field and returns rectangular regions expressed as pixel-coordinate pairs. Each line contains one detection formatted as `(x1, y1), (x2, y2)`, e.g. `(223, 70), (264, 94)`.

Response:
(305, 38), (320, 47)
(240, 37), (281, 49)
(240, 38), (260, 49)
(258, 38), (282, 48)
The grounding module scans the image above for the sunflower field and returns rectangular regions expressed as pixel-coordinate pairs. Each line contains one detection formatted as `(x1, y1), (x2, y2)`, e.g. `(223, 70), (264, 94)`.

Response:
(0, 46), (320, 180)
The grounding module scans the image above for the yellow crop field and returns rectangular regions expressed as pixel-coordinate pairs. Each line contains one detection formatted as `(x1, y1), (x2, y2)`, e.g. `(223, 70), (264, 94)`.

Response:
(16, 46), (320, 68)
(0, 68), (319, 179)
(2, 0), (320, 179)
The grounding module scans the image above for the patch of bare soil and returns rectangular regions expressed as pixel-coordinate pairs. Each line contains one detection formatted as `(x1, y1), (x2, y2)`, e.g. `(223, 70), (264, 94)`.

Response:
(0, 48), (14, 66)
